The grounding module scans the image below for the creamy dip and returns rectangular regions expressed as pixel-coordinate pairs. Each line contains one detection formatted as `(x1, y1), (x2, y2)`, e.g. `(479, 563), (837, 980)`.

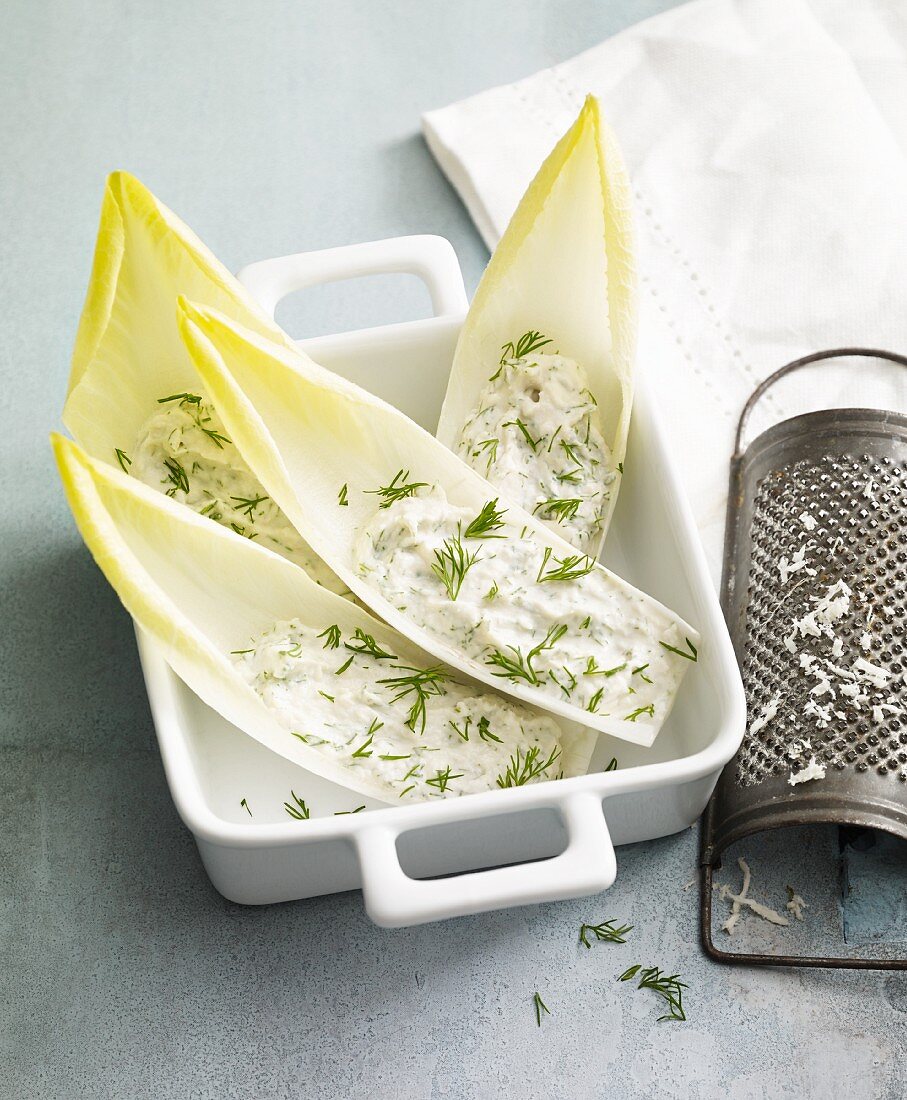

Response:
(233, 619), (568, 801)
(128, 393), (348, 596)
(457, 349), (615, 552)
(355, 485), (694, 729)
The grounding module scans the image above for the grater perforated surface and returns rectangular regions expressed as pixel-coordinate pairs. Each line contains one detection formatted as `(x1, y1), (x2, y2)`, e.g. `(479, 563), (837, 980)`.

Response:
(738, 451), (907, 787)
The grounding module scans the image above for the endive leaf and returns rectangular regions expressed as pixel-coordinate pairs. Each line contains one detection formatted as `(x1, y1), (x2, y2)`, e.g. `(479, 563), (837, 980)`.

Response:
(63, 171), (343, 591)
(177, 300), (697, 748)
(436, 96), (636, 555)
(52, 433), (595, 804)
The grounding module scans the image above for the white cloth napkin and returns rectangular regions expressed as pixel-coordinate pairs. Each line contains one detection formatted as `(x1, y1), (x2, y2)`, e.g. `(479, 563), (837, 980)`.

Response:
(423, 0), (907, 582)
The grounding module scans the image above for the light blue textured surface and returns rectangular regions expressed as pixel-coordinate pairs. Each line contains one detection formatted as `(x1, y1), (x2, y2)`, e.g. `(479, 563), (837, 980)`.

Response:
(2, 2), (905, 1097)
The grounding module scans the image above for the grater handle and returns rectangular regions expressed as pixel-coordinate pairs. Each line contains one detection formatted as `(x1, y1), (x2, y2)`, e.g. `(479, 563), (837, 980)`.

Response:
(353, 791), (615, 928)
(734, 347), (907, 456)
(236, 235), (469, 328)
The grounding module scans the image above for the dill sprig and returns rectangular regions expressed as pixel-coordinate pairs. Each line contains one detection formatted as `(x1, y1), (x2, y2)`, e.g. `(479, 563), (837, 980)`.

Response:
(378, 665), (451, 734)
(584, 657), (626, 677)
(426, 765), (463, 793)
(533, 497), (582, 524)
(464, 499), (508, 539)
(157, 392), (202, 406)
(472, 437), (499, 472)
(477, 716), (502, 743)
(504, 418), (542, 453)
(284, 791), (311, 820)
(536, 547), (596, 583)
(496, 744), (561, 788)
(338, 483), (349, 507)
(587, 688), (605, 714)
(532, 991), (551, 1027)
(366, 469), (428, 509)
(231, 494), (268, 521)
(501, 331), (552, 364)
(351, 718), (383, 759)
(344, 629), (397, 662)
(618, 965), (687, 1022)
(200, 425), (230, 449)
(431, 528), (482, 600)
(317, 624), (342, 649)
(449, 716), (471, 741)
(626, 704), (655, 723)
(485, 624), (568, 686)
(115, 447), (132, 473)
(163, 456), (189, 495)
(659, 637), (698, 662)
(580, 919), (632, 948)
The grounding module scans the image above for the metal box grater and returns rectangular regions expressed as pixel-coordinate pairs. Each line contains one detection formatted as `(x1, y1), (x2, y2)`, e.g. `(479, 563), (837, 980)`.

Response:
(701, 349), (907, 968)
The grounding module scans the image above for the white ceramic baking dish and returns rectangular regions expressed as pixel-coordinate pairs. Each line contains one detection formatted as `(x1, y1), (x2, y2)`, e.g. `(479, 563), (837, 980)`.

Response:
(136, 235), (745, 927)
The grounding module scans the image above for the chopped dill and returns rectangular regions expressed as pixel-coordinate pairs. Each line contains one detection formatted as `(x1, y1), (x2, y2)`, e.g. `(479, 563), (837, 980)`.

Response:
(317, 690), (335, 702)
(617, 462), (624, 474)
(504, 418), (542, 452)
(284, 791), (311, 820)
(580, 919), (632, 947)
(626, 704), (655, 722)
(496, 744), (561, 788)
(335, 806), (366, 815)
(579, 615), (591, 630)
(532, 991), (551, 1027)
(366, 469), (428, 509)
(431, 529), (482, 600)
(163, 456), (189, 495)
(239, 797), (252, 817)
(659, 637), (698, 662)
(484, 581), (500, 601)
(587, 687), (605, 714)
(632, 664), (653, 684)
(351, 720), (382, 758)
(230, 648), (254, 656)
(338, 482), (349, 507)
(379, 753), (411, 761)
(115, 447), (132, 473)
(463, 499), (508, 539)
(399, 785), (416, 798)
(335, 655), (355, 675)
(604, 757), (618, 772)
(318, 624), (342, 649)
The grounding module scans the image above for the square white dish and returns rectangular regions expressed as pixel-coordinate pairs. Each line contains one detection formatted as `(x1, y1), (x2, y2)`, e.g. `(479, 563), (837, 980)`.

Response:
(136, 235), (745, 926)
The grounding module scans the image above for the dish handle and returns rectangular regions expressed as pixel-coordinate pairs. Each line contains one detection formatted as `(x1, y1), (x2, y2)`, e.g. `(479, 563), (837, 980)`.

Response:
(353, 790), (616, 927)
(237, 235), (469, 324)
